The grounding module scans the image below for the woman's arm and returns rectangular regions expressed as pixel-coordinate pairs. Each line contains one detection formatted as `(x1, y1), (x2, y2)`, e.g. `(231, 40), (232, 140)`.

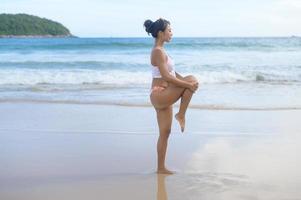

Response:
(175, 72), (184, 79)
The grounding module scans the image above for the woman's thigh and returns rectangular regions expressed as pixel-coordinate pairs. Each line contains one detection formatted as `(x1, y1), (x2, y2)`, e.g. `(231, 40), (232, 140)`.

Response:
(150, 75), (197, 109)
(150, 86), (185, 109)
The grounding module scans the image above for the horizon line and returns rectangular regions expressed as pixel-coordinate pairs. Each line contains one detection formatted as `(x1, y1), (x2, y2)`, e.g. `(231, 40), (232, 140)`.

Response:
(73, 35), (300, 38)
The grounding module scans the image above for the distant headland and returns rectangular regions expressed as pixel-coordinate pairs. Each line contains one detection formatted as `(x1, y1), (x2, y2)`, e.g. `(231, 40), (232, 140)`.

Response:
(0, 13), (75, 38)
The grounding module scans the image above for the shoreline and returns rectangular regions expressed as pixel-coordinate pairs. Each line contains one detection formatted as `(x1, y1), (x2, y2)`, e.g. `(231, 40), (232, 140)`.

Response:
(0, 101), (300, 135)
(0, 99), (301, 111)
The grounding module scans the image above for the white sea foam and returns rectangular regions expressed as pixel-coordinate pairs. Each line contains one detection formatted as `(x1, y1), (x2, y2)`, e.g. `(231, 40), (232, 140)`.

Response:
(0, 68), (299, 86)
(0, 69), (151, 85)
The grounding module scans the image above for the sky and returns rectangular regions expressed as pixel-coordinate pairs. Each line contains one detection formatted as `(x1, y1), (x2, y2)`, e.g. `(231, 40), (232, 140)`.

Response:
(1, 0), (301, 37)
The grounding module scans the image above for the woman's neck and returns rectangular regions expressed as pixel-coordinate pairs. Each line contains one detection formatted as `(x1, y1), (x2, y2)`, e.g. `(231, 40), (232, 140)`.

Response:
(154, 38), (164, 48)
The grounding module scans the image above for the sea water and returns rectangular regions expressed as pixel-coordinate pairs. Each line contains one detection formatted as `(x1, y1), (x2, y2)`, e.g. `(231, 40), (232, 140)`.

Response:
(0, 37), (301, 110)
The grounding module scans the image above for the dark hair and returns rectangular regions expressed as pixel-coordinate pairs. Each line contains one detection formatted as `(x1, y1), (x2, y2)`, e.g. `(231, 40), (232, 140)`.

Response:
(143, 18), (170, 38)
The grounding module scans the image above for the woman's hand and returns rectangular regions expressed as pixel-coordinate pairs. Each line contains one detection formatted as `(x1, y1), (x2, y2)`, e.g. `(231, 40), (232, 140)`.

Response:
(188, 81), (199, 93)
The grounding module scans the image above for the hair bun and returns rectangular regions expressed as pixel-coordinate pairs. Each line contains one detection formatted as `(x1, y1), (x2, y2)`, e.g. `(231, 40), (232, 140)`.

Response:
(144, 19), (154, 33)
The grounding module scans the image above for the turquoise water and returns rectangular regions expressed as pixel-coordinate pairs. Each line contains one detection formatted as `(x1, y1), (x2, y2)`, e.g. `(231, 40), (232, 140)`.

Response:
(0, 37), (301, 110)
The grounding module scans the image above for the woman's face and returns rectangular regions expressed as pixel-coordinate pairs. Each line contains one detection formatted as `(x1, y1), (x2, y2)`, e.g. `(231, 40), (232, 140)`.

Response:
(161, 25), (173, 42)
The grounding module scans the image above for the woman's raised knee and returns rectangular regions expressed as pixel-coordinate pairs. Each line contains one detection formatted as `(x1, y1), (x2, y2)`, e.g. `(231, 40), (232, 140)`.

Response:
(184, 75), (198, 82)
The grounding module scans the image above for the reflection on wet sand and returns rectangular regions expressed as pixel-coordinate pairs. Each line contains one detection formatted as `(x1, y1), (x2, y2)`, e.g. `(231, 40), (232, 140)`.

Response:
(157, 174), (170, 200)
(156, 132), (300, 200)
(182, 135), (300, 199)
(155, 172), (253, 200)
(156, 172), (251, 200)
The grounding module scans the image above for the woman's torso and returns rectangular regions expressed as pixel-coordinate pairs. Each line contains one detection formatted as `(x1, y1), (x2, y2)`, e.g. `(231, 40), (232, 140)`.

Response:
(151, 50), (176, 88)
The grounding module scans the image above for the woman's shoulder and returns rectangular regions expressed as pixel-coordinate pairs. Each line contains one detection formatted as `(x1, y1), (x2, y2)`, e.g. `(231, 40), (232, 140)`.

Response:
(151, 47), (167, 60)
(152, 47), (164, 55)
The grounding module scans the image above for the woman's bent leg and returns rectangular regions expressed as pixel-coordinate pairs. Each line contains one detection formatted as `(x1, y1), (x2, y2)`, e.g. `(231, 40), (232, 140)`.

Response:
(175, 88), (194, 132)
(156, 106), (174, 174)
(150, 75), (198, 132)
(175, 75), (198, 132)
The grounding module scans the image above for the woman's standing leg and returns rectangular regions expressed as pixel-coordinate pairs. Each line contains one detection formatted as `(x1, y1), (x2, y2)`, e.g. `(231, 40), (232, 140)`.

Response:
(156, 105), (173, 174)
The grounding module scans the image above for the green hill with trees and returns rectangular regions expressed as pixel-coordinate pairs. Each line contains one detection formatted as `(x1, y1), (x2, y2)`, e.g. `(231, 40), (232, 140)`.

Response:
(0, 13), (73, 38)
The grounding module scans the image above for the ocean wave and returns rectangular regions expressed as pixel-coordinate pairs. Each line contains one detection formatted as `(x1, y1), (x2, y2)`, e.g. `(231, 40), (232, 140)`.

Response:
(0, 61), (148, 69)
(0, 69), (300, 86)
(1, 37), (301, 52)
(0, 69), (151, 86)
(0, 38), (152, 51)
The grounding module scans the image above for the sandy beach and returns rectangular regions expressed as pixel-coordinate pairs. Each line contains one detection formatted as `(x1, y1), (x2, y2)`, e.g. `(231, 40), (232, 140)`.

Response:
(0, 102), (300, 200)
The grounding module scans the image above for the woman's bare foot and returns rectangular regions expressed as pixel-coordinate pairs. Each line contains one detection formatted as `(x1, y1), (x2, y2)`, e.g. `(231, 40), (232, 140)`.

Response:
(175, 113), (185, 132)
(157, 168), (174, 174)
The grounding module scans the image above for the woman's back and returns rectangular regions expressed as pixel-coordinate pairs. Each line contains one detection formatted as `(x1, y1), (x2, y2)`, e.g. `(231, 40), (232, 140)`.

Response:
(151, 52), (176, 78)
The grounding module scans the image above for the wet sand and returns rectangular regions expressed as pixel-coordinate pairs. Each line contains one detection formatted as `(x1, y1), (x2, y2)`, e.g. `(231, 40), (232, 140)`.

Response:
(0, 102), (300, 200)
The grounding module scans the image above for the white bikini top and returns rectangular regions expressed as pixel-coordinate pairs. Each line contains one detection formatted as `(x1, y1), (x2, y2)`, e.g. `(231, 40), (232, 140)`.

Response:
(152, 55), (176, 78)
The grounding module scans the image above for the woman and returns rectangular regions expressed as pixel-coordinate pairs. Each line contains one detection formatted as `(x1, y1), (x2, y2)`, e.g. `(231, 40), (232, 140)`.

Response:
(143, 18), (199, 174)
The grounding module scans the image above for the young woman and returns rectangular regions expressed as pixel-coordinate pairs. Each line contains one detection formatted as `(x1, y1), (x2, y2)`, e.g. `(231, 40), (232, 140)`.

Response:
(144, 18), (199, 174)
